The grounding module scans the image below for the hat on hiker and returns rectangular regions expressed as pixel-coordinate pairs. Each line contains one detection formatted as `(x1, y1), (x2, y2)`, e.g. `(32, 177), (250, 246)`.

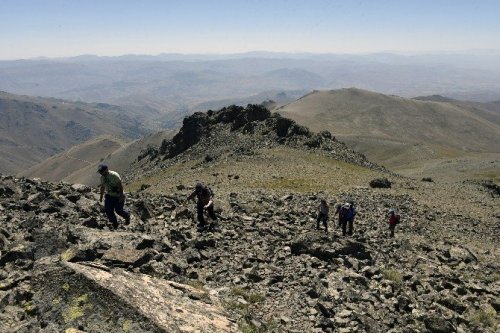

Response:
(195, 181), (203, 192)
(388, 208), (395, 214)
(97, 164), (108, 173)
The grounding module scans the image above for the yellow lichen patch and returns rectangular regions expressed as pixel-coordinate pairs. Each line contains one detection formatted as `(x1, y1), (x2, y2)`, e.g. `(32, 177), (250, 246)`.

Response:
(60, 248), (75, 262)
(122, 319), (133, 332)
(52, 298), (61, 305)
(62, 283), (70, 291)
(62, 294), (93, 323)
(22, 301), (37, 315)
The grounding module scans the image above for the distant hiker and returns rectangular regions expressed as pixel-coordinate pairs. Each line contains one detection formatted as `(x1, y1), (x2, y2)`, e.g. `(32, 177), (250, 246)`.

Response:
(346, 203), (357, 236)
(334, 204), (342, 228)
(387, 208), (400, 237)
(187, 181), (217, 231)
(98, 164), (130, 229)
(316, 199), (329, 232)
(337, 203), (350, 236)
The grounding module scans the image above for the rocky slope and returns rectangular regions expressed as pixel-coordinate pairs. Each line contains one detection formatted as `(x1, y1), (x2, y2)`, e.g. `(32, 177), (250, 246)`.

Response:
(0, 173), (498, 332)
(1, 105), (498, 332)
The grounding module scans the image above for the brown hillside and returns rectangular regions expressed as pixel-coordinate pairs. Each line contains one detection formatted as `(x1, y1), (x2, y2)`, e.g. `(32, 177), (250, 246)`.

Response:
(22, 130), (175, 186)
(20, 136), (126, 182)
(0, 91), (148, 174)
(275, 88), (500, 179)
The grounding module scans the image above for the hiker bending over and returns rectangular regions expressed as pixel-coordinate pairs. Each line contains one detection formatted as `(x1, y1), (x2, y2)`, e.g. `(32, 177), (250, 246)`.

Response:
(316, 199), (329, 232)
(98, 164), (130, 229)
(387, 208), (400, 237)
(187, 181), (217, 231)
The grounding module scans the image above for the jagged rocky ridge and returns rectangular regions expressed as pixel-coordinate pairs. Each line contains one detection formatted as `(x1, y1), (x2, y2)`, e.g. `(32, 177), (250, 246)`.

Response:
(131, 104), (382, 180)
(0, 174), (498, 332)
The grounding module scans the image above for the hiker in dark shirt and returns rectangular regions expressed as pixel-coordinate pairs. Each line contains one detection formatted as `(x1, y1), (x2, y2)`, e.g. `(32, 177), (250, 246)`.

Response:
(338, 203), (350, 236)
(334, 204), (342, 229)
(346, 203), (357, 236)
(187, 181), (217, 231)
(316, 199), (329, 232)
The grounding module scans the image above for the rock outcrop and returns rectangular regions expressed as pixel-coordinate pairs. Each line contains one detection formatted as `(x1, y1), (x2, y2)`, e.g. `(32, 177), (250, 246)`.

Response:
(33, 257), (238, 332)
(149, 104), (380, 173)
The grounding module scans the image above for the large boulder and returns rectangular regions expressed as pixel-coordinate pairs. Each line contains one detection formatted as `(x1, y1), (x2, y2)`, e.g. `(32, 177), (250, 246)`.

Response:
(32, 257), (240, 332)
(369, 178), (392, 188)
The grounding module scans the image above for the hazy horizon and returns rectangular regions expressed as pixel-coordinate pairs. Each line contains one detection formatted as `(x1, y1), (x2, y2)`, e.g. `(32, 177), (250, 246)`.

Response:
(1, 0), (499, 60)
(3, 49), (500, 62)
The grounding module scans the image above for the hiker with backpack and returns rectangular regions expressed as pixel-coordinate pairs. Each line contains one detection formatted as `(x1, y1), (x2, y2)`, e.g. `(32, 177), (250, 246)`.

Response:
(316, 199), (329, 232)
(187, 181), (217, 231)
(334, 204), (342, 229)
(97, 164), (130, 230)
(346, 203), (357, 236)
(336, 203), (350, 236)
(388, 208), (400, 237)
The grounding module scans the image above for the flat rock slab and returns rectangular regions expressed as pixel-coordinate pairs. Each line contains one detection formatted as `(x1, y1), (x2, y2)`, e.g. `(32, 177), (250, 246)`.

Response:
(101, 248), (153, 267)
(69, 227), (148, 249)
(33, 256), (239, 333)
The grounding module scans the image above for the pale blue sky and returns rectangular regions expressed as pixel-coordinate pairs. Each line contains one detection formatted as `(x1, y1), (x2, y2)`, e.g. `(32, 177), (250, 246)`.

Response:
(1, 0), (499, 59)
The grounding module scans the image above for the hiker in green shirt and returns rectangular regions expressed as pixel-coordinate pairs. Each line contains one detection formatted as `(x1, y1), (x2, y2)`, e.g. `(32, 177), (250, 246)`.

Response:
(98, 164), (130, 229)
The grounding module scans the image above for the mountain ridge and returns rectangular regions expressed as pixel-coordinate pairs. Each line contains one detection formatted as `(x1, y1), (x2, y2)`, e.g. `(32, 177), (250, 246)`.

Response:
(275, 88), (500, 180)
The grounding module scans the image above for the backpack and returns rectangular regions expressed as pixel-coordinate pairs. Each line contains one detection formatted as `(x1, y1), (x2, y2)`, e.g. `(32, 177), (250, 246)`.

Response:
(395, 214), (400, 224)
(200, 186), (214, 198)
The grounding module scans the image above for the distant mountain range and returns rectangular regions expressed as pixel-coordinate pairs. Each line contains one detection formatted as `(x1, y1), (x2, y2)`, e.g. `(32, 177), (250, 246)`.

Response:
(1, 52), (500, 126)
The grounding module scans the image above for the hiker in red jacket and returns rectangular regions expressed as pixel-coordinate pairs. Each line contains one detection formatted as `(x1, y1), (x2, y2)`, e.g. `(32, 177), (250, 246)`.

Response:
(388, 208), (399, 237)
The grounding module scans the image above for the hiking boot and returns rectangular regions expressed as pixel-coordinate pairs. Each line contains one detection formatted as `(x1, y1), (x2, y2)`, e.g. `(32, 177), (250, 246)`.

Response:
(125, 215), (131, 225)
(112, 221), (119, 230)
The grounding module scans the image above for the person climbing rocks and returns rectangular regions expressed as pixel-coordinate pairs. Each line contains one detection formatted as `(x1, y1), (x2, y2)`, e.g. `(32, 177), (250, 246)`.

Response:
(346, 202), (357, 236)
(187, 181), (217, 231)
(316, 199), (329, 232)
(98, 164), (130, 229)
(388, 208), (400, 237)
(334, 204), (342, 229)
(335, 202), (356, 236)
(336, 203), (350, 236)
